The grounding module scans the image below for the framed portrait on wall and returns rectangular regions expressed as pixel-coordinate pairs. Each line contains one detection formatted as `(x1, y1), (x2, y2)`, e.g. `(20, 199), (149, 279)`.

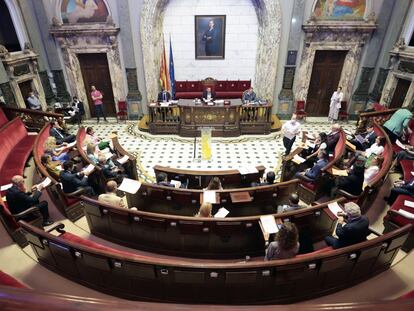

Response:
(195, 15), (226, 60)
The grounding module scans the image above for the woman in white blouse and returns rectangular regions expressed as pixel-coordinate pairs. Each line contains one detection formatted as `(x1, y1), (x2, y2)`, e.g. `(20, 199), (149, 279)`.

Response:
(364, 156), (384, 186)
(363, 136), (386, 158)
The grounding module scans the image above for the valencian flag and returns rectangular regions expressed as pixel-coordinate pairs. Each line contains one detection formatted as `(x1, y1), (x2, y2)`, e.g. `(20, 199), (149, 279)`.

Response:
(169, 35), (175, 99)
(159, 37), (170, 92)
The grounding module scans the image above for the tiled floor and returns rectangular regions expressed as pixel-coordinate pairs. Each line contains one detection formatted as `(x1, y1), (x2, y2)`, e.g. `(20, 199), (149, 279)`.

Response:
(73, 118), (356, 182)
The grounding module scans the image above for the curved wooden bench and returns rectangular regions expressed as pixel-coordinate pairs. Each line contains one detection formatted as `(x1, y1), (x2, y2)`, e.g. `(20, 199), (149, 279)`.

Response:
(153, 165), (266, 189)
(2, 106), (65, 131)
(126, 179), (300, 217)
(21, 220), (412, 304)
(298, 129), (346, 204)
(81, 196), (343, 259)
(0, 117), (37, 186)
(33, 123), (85, 221)
(109, 131), (138, 180)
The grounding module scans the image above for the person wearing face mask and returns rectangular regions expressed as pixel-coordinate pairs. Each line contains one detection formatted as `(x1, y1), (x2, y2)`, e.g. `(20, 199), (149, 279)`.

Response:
(27, 91), (42, 111)
(324, 202), (369, 249)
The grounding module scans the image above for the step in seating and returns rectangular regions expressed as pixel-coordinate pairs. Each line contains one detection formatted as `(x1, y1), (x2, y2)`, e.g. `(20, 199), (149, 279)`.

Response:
(383, 194), (414, 252)
(21, 220), (412, 304)
(0, 117), (37, 186)
(126, 179), (300, 217)
(154, 165), (266, 189)
(33, 123), (85, 221)
(297, 129), (346, 204)
(81, 196), (341, 259)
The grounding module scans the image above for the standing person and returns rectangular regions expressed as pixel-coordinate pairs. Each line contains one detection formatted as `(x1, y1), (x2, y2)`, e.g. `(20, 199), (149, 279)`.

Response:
(328, 86), (344, 122)
(90, 85), (107, 123)
(383, 108), (413, 143)
(27, 91), (42, 111)
(202, 20), (218, 56)
(281, 114), (301, 156)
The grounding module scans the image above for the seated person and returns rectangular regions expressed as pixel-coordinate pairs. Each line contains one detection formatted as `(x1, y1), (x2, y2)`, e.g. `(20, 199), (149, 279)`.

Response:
(98, 180), (127, 208)
(27, 91), (42, 111)
(68, 96), (85, 125)
(347, 136), (386, 168)
(86, 143), (116, 168)
(302, 132), (328, 165)
(278, 193), (304, 213)
(295, 150), (329, 181)
(86, 127), (111, 151)
(49, 121), (76, 145)
(324, 202), (369, 249)
(326, 124), (341, 153)
(364, 156), (383, 186)
(202, 87), (216, 101)
(251, 171), (276, 187)
(334, 159), (365, 196)
(242, 87), (256, 103)
(156, 172), (174, 187)
(265, 222), (299, 260)
(41, 154), (62, 179)
(157, 88), (172, 102)
(195, 202), (213, 218)
(384, 177), (414, 206)
(44, 136), (70, 162)
(351, 124), (377, 151)
(60, 160), (95, 196)
(6, 175), (53, 226)
(205, 176), (223, 190)
(97, 155), (127, 182)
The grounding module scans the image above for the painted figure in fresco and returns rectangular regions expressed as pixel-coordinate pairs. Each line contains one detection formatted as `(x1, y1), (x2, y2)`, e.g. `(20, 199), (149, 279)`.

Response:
(315, 0), (365, 19)
(67, 0), (98, 23)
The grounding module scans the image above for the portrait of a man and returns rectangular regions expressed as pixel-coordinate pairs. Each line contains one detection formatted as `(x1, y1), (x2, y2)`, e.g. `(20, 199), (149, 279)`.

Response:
(195, 15), (226, 59)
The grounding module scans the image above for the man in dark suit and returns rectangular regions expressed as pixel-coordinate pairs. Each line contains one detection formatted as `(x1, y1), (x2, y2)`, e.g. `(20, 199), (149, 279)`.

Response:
(202, 20), (219, 56)
(279, 193), (305, 213)
(6, 175), (53, 226)
(49, 121), (76, 145)
(202, 87), (216, 101)
(296, 150), (328, 181)
(60, 161), (95, 196)
(251, 171), (275, 187)
(335, 163), (365, 196)
(384, 178), (414, 206)
(325, 202), (369, 249)
(157, 89), (172, 102)
(156, 172), (174, 187)
(326, 123), (341, 153)
(351, 124), (377, 151)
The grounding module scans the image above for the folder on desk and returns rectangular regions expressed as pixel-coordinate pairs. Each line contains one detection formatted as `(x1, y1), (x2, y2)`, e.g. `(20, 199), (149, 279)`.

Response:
(259, 215), (279, 234)
(118, 178), (141, 194)
(214, 207), (229, 218)
(203, 191), (217, 204)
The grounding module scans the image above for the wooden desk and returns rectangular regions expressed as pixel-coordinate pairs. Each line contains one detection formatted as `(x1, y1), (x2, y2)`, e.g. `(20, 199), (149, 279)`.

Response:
(147, 99), (272, 137)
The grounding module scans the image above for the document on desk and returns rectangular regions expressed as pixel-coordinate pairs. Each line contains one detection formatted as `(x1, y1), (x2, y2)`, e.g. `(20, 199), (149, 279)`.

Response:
(82, 164), (95, 175)
(0, 183), (12, 192)
(170, 180), (182, 188)
(238, 166), (259, 175)
(396, 139), (406, 150)
(203, 190), (217, 204)
(118, 178), (141, 194)
(398, 209), (414, 219)
(404, 200), (414, 209)
(332, 168), (348, 176)
(38, 177), (52, 188)
(214, 207), (229, 218)
(259, 215), (279, 234)
(292, 154), (306, 164)
(355, 135), (365, 144)
(328, 201), (343, 218)
(116, 155), (129, 164)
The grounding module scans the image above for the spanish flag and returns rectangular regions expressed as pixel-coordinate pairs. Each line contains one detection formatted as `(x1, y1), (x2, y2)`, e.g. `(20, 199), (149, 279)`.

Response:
(159, 38), (170, 92)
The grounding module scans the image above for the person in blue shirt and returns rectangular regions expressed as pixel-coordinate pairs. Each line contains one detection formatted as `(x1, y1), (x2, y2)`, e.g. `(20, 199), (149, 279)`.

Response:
(295, 150), (329, 181)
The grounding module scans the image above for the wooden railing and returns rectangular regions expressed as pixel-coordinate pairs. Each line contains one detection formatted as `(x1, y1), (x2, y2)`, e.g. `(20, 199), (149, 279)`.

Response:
(2, 106), (65, 131)
(356, 108), (398, 133)
(239, 103), (272, 123)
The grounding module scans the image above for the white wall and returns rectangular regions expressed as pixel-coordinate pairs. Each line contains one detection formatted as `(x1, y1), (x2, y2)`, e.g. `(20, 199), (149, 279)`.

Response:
(162, 0), (258, 83)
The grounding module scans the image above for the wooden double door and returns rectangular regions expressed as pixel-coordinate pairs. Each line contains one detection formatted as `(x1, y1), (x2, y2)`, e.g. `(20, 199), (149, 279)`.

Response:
(78, 53), (116, 117)
(389, 78), (411, 109)
(306, 50), (347, 116)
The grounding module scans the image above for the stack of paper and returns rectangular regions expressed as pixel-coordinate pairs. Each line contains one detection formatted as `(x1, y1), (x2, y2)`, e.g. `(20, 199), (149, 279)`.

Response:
(328, 201), (343, 218)
(170, 180), (182, 188)
(404, 200), (414, 209)
(238, 166), (259, 175)
(214, 207), (229, 218)
(0, 184), (12, 192)
(38, 177), (52, 189)
(117, 155), (129, 164)
(398, 209), (414, 219)
(203, 190), (217, 204)
(332, 168), (348, 176)
(292, 154), (306, 164)
(259, 215), (279, 234)
(118, 178), (141, 194)
(82, 164), (95, 175)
